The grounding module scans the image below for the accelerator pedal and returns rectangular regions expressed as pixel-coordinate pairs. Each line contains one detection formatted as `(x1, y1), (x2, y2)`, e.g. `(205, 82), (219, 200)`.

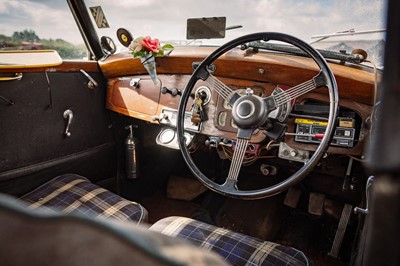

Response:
(328, 203), (353, 258)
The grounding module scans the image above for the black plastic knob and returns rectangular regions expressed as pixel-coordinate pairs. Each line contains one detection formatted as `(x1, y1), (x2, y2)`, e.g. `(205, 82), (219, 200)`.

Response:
(161, 86), (181, 96)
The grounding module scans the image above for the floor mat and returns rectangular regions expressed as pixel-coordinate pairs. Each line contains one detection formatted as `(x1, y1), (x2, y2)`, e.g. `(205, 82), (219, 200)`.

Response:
(140, 191), (201, 224)
(216, 195), (285, 240)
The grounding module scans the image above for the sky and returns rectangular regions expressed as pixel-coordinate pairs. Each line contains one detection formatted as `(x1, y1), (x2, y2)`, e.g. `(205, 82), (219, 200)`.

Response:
(0, 0), (387, 45)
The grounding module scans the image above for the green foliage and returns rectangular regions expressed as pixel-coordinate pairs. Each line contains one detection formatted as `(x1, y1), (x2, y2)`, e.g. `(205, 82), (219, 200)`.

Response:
(0, 34), (18, 48)
(1, 29), (87, 59)
(41, 39), (87, 59)
(12, 29), (39, 42)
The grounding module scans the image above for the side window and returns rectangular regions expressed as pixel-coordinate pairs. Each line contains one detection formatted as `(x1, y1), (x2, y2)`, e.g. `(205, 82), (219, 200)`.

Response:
(0, 1), (88, 60)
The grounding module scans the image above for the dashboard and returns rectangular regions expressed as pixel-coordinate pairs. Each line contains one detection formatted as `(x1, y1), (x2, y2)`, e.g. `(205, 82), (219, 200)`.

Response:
(101, 48), (377, 160)
(106, 73), (373, 157)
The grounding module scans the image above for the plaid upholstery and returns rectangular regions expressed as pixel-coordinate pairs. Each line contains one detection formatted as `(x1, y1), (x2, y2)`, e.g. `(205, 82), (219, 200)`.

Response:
(150, 216), (309, 266)
(19, 174), (147, 223)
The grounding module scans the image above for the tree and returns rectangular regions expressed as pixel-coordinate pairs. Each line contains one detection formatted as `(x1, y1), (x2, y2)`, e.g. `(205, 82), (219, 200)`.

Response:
(12, 29), (39, 42)
(5, 29), (87, 59)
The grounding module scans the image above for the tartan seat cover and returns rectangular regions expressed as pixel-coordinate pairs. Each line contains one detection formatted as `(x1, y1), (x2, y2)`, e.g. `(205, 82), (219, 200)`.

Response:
(150, 216), (309, 266)
(19, 174), (147, 223)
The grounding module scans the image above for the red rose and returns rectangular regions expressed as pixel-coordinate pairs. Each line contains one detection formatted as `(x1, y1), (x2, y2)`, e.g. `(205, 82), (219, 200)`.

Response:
(142, 36), (160, 53)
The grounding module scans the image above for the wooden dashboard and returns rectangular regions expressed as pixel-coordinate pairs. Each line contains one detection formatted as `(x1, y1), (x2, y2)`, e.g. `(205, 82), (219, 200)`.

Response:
(101, 47), (378, 156)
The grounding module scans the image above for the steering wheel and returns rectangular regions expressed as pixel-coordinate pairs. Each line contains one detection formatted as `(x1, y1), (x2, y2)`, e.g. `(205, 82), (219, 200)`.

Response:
(177, 32), (338, 199)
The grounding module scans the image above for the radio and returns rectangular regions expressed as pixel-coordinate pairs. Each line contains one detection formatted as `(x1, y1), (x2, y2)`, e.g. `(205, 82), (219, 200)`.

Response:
(294, 118), (356, 147)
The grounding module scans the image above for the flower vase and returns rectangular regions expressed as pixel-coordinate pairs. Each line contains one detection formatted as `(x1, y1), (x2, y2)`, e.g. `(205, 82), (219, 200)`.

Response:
(139, 53), (158, 85)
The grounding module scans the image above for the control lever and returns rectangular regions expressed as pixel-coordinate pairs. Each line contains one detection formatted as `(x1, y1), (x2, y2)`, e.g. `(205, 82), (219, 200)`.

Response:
(354, 176), (375, 215)
(342, 157), (354, 191)
(63, 109), (73, 137)
(80, 69), (98, 89)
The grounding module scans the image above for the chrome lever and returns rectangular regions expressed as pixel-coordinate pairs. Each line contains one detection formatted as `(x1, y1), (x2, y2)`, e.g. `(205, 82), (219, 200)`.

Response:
(63, 109), (73, 137)
(354, 176), (375, 215)
(80, 69), (98, 89)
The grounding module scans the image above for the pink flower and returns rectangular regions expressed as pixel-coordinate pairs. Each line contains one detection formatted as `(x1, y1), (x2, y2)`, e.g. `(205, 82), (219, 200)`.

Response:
(142, 36), (160, 53)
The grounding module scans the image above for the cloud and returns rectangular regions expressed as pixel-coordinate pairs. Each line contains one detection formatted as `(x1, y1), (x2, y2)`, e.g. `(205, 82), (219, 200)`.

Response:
(0, 0), (386, 46)
(0, 0), (82, 43)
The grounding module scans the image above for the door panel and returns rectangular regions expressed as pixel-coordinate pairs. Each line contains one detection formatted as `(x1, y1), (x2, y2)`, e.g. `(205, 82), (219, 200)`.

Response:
(0, 62), (116, 195)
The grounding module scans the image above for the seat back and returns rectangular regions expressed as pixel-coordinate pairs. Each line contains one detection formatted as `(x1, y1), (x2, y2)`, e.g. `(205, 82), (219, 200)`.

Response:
(0, 194), (228, 266)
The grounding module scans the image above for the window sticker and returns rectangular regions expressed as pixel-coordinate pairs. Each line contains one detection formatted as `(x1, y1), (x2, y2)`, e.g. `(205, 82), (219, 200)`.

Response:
(89, 6), (110, 28)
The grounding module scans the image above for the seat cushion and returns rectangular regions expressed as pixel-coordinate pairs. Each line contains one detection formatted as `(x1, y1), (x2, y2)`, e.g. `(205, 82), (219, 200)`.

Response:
(150, 216), (310, 266)
(19, 174), (147, 223)
(0, 194), (228, 266)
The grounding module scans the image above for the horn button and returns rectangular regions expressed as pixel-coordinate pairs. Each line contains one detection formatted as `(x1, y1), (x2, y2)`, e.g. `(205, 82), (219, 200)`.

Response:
(232, 95), (268, 129)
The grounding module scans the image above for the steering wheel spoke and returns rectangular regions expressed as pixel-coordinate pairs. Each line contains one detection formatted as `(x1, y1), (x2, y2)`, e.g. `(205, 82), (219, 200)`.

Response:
(273, 71), (326, 107)
(205, 74), (235, 101)
(227, 138), (249, 181)
(221, 178), (239, 193)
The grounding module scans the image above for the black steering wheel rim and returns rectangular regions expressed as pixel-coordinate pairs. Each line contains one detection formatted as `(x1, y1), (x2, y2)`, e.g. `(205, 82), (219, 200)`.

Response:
(177, 32), (339, 199)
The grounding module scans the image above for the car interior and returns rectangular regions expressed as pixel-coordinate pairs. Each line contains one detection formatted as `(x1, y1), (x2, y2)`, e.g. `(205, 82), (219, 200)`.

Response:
(0, 0), (398, 265)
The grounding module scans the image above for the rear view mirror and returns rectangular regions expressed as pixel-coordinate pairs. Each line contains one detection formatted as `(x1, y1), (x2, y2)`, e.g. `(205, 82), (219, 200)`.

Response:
(186, 17), (226, 39)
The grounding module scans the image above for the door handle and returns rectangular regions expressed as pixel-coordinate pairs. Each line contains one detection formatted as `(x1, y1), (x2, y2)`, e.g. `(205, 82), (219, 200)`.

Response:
(0, 73), (23, 81)
(63, 109), (74, 137)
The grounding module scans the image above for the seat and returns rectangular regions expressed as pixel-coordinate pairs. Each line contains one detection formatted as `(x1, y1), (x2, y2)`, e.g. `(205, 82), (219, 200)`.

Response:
(150, 216), (310, 266)
(18, 174), (148, 223)
(8, 173), (310, 265)
(0, 194), (228, 266)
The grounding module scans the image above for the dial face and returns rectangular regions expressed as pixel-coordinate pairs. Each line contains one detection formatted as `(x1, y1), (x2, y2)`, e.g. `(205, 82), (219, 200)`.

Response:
(218, 111), (227, 127)
(159, 129), (175, 144)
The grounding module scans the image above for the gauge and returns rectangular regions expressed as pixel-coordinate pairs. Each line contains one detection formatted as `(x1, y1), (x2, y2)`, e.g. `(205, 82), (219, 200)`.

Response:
(159, 129), (175, 144)
(268, 86), (292, 122)
(218, 111), (227, 127)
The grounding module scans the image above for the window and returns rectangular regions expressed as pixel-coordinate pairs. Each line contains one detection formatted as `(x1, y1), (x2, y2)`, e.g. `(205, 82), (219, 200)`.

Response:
(0, 0), (88, 60)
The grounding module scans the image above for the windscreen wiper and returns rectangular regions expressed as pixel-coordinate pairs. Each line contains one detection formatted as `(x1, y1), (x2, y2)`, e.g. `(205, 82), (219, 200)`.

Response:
(242, 41), (366, 64)
(310, 28), (386, 44)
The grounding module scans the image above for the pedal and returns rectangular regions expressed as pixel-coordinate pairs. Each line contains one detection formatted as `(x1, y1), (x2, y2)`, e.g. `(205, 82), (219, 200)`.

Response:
(328, 203), (353, 258)
(283, 187), (302, 208)
(308, 192), (325, 216)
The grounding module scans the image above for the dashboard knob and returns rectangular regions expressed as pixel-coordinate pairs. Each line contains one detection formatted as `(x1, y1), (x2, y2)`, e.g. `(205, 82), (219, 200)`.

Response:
(205, 139), (211, 147)
(161, 86), (181, 96)
(290, 150), (298, 157)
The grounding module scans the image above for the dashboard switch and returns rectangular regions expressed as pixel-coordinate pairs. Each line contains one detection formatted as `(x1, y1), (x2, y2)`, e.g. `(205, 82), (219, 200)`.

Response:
(161, 86), (181, 96)
(279, 142), (309, 163)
